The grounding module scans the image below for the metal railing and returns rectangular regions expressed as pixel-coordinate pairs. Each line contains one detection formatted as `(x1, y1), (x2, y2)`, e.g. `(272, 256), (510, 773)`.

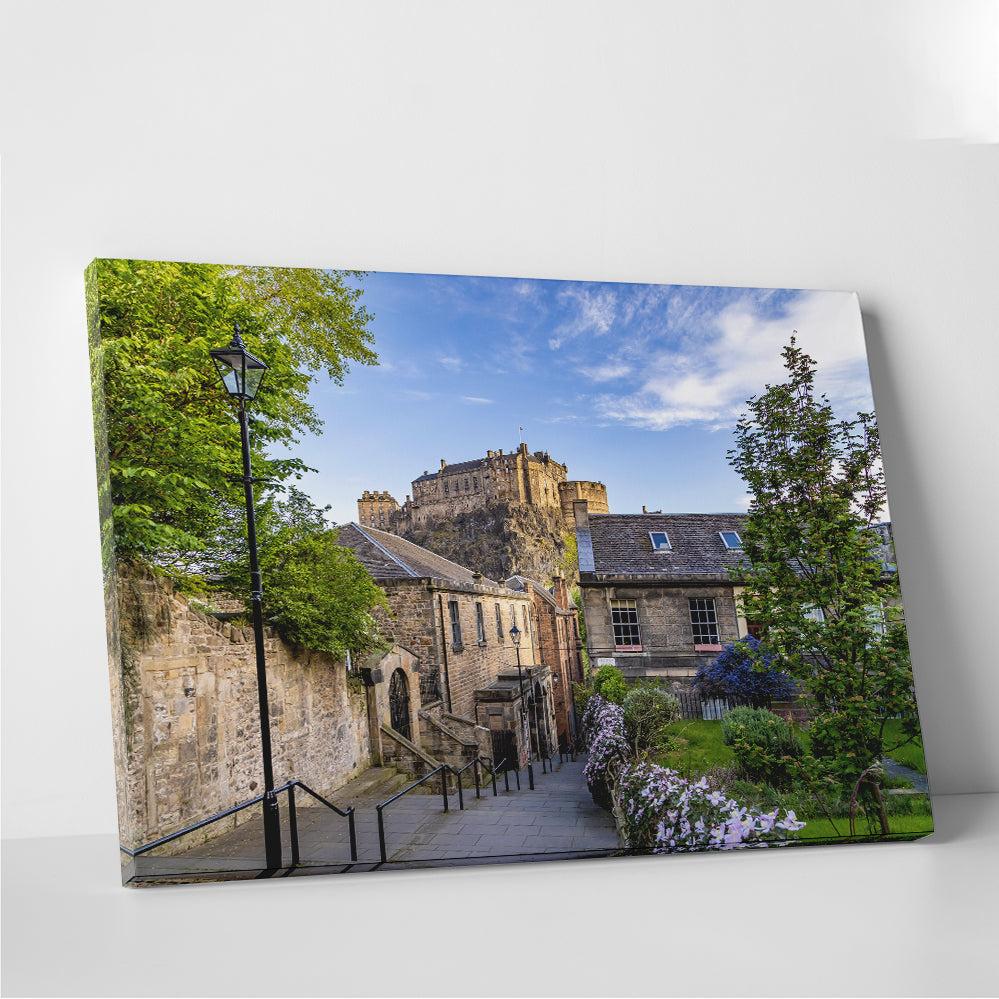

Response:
(472, 756), (519, 796)
(119, 778), (357, 867)
(376, 756), (524, 863)
(376, 764), (453, 864)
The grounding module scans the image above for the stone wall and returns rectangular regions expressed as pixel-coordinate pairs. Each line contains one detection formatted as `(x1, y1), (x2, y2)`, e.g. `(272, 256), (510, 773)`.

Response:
(418, 705), (489, 767)
(580, 578), (742, 680)
(118, 568), (371, 850)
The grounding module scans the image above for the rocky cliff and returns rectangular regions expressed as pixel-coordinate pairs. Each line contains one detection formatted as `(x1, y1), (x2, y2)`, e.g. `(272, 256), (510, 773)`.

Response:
(401, 501), (574, 585)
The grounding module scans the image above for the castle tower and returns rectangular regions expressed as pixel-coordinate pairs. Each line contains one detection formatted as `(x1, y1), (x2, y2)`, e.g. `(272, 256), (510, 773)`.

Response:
(558, 480), (609, 521)
(357, 490), (400, 531)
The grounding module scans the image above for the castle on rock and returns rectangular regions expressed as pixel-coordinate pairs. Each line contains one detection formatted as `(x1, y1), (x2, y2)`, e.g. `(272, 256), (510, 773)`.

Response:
(357, 442), (609, 534)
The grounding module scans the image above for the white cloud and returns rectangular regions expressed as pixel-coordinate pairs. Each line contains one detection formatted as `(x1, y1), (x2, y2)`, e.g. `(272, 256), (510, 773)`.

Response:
(460, 396), (493, 404)
(549, 286), (619, 349)
(584, 361), (633, 382)
(591, 290), (873, 431)
(439, 356), (463, 373)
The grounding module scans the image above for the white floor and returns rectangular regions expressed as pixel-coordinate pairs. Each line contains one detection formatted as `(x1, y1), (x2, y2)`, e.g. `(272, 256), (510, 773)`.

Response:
(3, 792), (997, 998)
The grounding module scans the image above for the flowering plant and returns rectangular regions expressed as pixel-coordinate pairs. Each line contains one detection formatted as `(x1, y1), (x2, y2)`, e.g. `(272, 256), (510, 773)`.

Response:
(692, 635), (795, 707)
(582, 695), (629, 790)
(616, 760), (806, 853)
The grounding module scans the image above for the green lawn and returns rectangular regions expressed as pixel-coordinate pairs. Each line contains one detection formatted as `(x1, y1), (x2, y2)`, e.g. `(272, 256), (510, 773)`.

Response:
(792, 811), (933, 842)
(653, 719), (734, 775)
(647, 717), (933, 844)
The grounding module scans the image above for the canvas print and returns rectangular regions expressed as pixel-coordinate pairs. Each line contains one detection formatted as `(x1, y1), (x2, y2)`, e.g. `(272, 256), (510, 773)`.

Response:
(87, 260), (932, 885)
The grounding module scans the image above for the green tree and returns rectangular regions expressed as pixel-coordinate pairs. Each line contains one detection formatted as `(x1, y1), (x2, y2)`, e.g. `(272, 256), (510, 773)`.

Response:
(220, 487), (390, 659)
(729, 338), (919, 828)
(89, 258), (388, 660)
(89, 258), (376, 568)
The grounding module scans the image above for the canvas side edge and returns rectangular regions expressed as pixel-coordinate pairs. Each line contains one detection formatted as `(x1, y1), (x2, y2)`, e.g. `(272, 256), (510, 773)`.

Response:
(86, 259), (136, 881)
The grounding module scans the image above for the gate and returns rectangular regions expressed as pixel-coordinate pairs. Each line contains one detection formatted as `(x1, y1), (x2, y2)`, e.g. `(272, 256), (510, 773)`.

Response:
(389, 668), (411, 740)
(490, 728), (517, 770)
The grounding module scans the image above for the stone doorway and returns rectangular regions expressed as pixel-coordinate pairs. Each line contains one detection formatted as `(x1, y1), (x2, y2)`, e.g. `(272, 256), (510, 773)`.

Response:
(389, 668), (412, 740)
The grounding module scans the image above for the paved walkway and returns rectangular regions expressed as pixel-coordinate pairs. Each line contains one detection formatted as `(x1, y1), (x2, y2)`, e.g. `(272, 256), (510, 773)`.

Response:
(882, 757), (930, 794)
(126, 755), (620, 882)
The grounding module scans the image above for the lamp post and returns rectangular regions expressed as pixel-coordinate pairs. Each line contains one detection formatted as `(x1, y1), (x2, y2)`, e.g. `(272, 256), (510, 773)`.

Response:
(509, 624), (534, 790)
(210, 325), (282, 871)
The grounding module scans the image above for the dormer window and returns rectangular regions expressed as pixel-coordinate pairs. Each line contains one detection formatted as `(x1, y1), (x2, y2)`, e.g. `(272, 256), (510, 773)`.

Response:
(649, 531), (671, 551)
(719, 531), (742, 548)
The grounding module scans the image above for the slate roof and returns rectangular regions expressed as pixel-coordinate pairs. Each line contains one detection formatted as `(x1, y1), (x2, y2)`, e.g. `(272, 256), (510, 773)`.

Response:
(413, 458), (488, 483)
(338, 523), (499, 586)
(505, 574), (578, 610)
(585, 513), (750, 576)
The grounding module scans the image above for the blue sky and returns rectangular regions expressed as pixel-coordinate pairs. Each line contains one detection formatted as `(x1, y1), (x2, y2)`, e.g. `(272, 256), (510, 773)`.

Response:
(290, 272), (877, 525)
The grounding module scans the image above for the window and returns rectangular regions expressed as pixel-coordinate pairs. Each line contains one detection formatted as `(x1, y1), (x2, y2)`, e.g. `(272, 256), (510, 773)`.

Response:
(649, 531), (671, 551)
(719, 531), (742, 548)
(611, 599), (642, 651)
(475, 602), (486, 644)
(803, 605), (825, 623)
(689, 598), (720, 647)
(444, 482), (449, 496)
(495, 603), (505, 641)
(448, 599), (462, 648)
(864, 603), (886, 636)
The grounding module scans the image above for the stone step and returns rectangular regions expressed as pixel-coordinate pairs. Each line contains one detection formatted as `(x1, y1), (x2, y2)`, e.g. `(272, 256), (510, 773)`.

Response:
(327, 766), (412, 807)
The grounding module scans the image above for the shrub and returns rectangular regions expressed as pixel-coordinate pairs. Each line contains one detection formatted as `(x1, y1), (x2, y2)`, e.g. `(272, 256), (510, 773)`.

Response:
(692, 635), (795, 707)
(622, 683), (680, 751)
(721, 705), (804, 787)
(591, 663), (629, 705)
(616, 761), (805, 852)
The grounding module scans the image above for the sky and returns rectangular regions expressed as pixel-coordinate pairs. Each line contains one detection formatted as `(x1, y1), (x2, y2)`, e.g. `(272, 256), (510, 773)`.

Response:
(289, 271), (878, 526)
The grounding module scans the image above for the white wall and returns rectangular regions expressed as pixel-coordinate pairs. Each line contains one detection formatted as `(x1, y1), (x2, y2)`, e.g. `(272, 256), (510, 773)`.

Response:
(3, 0), (996, 836)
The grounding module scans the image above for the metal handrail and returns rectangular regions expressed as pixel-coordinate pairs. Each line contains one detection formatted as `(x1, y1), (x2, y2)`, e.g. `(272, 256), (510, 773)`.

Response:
(285, 779), (357, 864)
(473, 755), (520, 795)
(119, 792), (267, 858)
(376, 764), (453, 864)
(119, 778), (357, 865)
(375, 754), (537, 863)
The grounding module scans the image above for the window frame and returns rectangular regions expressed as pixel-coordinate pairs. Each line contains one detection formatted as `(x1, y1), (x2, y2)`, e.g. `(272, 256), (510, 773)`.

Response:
(688, 597), (721, 650)
(649, 531), (672, 551)
(448, 599), (463, 649)
(475, 602), (487, 645)
(495, 603), (505, 642)
(610, 598), (642, 652)
(719, 530), (742, 549)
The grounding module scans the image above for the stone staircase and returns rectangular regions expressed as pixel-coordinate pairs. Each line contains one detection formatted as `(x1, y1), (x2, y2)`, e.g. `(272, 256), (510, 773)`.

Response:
(326, 765), (413, 809)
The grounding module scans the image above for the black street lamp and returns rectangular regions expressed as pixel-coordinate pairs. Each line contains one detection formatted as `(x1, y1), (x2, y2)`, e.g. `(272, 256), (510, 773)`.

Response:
(509, 624), (534, 790)
(210, 325), (282, 870)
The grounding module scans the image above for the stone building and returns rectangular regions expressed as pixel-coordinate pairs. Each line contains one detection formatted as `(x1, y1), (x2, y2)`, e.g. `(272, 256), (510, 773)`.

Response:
(338, 523), (559, 770)
(574, 501), (903, 685)
(357, 441), (609, 534)
(504, 570), (585, 750)
(574, 501), (752, 682)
